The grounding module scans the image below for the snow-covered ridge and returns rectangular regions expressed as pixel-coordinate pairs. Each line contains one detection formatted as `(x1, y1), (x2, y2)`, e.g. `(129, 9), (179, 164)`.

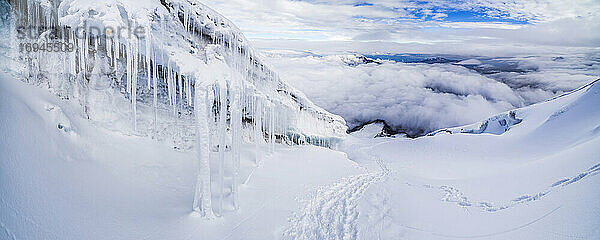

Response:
(428, 111), (523, 136)
(429, 78), (600, 137)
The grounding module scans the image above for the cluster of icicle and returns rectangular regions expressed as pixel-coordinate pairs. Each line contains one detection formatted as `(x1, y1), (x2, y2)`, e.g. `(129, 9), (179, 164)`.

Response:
(10, 0), (347, 218)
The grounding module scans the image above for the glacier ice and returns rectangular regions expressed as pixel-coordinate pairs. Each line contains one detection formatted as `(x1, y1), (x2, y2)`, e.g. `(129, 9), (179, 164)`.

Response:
(7, 0), (347, 217)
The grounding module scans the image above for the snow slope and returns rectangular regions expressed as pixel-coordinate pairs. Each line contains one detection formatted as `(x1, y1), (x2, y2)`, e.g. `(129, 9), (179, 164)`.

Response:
(0, 73), (362, 239)
(2, 71), (598, 240)
(278, 79), (600, 240)
(2, 56), (599, 240)
(360, 79), (600, 239)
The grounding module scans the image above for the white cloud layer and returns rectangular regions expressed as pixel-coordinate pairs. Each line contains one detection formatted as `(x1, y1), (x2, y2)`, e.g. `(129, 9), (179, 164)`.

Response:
(263, 51), (599, 135)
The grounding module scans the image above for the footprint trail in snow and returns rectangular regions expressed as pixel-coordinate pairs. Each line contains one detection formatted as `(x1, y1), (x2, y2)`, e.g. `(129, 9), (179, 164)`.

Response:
(280, 154), (600, 240)
(281, 171), (385, 240)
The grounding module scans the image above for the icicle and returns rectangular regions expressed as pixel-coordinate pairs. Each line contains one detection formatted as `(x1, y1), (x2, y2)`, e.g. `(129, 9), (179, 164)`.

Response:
(270, 102), (275, 152)
(84, 28), (90, 72)
(131, 39), (138, 131)
(70, 31), (77, 76)
(146, 30), (152, 90)
(153, 53), (158, 127)
(93, 35), (98, 54)
(230, 84), (242, 210)
(115, 35), (120, 65)
(172, 70), (177, 114)
(177, 73), (182, 103)
(193, 81), (214, 218)
(162, 52), (167, 84)
(78, 35), (84, 73)
(254, 96), (262, 165)
(106, 36), (113, 66)
(167, 60), (172, 105)
(184, 5), (189, 31)
(186, 75), (192, 106)
(126, 40), (132, 93)
(217, 79), (227, 216)
(182, 75), (186, 104)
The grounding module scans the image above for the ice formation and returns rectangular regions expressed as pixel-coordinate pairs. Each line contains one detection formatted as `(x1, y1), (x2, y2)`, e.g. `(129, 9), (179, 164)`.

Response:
(7, 0), (346, 217)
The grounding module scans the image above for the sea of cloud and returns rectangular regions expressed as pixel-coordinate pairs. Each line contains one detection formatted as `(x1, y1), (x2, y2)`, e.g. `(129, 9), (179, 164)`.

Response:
(263, 50), (600, 136)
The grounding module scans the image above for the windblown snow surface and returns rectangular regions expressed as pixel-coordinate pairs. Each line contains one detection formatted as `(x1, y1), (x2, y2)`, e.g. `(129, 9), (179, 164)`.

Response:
(2, 73), (600, 239)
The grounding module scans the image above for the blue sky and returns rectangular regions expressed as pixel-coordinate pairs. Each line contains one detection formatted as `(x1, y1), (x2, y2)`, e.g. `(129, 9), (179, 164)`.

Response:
(202, 0), (600, 49)
(351, 2), (531, 24)
(422, 9), (529, 24)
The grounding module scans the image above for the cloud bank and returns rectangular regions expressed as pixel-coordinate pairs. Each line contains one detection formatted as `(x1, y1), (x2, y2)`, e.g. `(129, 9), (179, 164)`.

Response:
(264, 51), (599, 136)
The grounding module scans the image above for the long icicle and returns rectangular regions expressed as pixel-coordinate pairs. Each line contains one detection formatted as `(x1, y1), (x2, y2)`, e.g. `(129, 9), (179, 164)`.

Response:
(231, 80), (242, 210)
(153, 52), (158, 129)
(146, 29), (152, 90)
(270, 102), (275, 152)
(193, 81), (214, 218)
(172, 70), (177, 115)
(131, 39), (138, 131)
(254, 96), (262, 165)
(177, 73), (182, 105)
(167, 60), (172, 105)
(217, 79), (227, 216)
(126, 39), (132, 94)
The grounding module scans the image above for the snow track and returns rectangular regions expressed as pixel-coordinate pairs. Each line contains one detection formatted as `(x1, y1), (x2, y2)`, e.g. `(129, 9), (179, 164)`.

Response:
(440, 162), (600, 212)
(394, 206), (562, 239)
(281, 171), (384, 240)
(396, 161), (600, 213)
(279, 155), (599, 239)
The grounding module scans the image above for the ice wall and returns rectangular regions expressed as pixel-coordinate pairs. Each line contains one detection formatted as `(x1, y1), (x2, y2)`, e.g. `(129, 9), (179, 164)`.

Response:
(7, 0), (347, 217)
